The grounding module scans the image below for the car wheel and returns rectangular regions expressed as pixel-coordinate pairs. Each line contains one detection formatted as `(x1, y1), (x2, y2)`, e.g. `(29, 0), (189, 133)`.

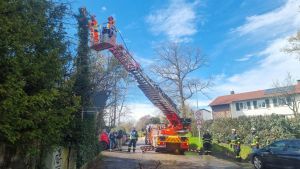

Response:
(253, 156), (264, 169)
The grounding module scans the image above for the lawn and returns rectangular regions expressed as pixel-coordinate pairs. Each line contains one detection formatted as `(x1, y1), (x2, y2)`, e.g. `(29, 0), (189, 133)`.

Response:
(189, 136), (203, 150)
(217, 143), (252, 160)
(188, 136), (252, 160)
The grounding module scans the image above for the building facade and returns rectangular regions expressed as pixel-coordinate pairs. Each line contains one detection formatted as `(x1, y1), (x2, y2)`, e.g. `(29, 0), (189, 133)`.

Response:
(209, 82), (300, 119)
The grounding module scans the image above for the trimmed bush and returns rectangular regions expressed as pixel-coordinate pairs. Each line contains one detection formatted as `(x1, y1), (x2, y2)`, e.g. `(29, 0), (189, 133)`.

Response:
(198, 114), (300, 147)
(189, 143), (198, 151)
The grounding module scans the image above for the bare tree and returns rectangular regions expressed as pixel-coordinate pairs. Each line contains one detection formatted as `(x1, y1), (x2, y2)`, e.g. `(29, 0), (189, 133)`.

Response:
(285, 31), (300, 61)
(118, 119), (135, 133)
(151, 43), (212, 117)
(273, 73), (300, 117)
(90, 51), (133, 128)
(135, 115), (152, 131)
(117, 106), (133, 125)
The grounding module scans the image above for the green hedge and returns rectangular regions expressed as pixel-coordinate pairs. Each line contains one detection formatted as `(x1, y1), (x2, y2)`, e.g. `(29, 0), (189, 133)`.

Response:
(199, 114), (300, 147)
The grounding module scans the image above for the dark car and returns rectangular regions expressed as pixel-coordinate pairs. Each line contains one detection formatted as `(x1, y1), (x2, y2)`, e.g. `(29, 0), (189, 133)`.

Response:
(250, 139), (300, 169)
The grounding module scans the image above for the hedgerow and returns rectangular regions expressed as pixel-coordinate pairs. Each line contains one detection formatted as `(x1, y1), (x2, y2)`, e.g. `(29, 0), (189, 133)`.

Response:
(197, 114), (300, 147)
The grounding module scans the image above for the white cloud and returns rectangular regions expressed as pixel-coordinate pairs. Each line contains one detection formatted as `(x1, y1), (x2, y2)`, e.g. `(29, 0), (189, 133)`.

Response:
(186, 99), (211, 108)
(146, 0), (200, 42)
(214, 37), (300, 96)
(234, 0), (300, 37)
(235, 54), (254, 62)
(127, 103), (160, 121)
(211, 0), (300, 99)
(134, 56), (154, 67)
(101, 6), (107, 11)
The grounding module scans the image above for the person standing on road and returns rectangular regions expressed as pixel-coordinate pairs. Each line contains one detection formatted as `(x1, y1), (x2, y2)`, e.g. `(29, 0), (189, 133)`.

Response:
(230, 129), (241, 159)
(116, 129), (124, 151)
(128, 127), (139, 153)
(250, 127), (260, 152)
(202, 130), (212, 154)
(109, 130), (116, 152)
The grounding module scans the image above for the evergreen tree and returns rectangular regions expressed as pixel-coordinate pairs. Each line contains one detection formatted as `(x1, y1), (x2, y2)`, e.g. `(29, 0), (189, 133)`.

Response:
(73, 7), (98, 168)
(0, 1), (79, 168)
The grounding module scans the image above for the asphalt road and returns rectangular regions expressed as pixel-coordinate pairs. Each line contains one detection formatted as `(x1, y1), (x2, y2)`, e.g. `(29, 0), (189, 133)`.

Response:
(87, 139), (253, 169)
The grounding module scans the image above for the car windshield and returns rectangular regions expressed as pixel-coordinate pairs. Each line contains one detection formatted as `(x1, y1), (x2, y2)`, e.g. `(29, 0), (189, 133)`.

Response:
(268, 141), (287, 151)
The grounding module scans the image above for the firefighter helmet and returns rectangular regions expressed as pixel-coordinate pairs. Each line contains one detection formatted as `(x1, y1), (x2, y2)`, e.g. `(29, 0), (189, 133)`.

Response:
(108, 16), (114, 21)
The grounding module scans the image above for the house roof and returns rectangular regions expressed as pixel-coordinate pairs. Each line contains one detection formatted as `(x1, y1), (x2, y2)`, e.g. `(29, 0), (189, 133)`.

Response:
(209, 83), (300, 106)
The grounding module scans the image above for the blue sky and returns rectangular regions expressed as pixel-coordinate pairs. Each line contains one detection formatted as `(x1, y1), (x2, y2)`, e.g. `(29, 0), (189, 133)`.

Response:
(69, 0), (300, 120)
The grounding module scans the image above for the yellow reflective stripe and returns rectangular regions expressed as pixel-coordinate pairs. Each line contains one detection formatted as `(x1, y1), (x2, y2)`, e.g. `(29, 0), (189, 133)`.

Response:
(165, 136), (181, 143)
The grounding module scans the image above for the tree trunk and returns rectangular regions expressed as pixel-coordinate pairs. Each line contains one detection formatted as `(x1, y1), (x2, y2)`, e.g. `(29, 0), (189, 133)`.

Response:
(1, 144), (16, 169)
(178, 80), (186, 117)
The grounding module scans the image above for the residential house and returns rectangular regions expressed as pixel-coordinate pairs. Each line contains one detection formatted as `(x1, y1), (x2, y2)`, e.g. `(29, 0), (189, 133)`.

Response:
(209, 81), (300, 119)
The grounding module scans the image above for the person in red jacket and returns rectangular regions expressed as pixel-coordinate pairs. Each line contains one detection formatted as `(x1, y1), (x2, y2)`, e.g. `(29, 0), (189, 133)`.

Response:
(99, 129), (109, 150)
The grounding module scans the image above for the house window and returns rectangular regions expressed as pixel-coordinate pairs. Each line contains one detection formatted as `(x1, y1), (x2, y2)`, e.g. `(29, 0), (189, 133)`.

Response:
(286, 96), (292, 106)
(259, 100), (266, 108)
(247, 101), (251, 110)
(253, 100), (257, 109)
(235, 103), (240, 111)
(239, 102), (243, 109)
(279, 98), (286, 106)
(265, 99), (270, 108)
(273, 98), (278, 107)
(262, 102), (266, 107)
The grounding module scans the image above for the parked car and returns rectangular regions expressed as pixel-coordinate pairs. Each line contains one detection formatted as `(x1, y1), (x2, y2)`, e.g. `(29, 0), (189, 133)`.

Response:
(250, 139), (300, 169)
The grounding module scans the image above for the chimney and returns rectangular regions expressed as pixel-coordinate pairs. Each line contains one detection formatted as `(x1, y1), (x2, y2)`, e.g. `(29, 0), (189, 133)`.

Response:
(230, 91), (235, 95)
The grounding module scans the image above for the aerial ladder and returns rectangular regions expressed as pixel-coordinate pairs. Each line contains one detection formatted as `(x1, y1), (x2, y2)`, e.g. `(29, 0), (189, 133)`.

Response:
(90, 16), (191, 154)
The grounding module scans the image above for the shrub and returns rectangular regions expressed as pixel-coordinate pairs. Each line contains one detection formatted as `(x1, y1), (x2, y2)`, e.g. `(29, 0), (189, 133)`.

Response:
(189, 143), (198, 150)
(197, 114), (299, 147)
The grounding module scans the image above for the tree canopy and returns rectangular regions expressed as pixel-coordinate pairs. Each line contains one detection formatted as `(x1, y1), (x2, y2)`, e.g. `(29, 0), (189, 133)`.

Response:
(0, 0), (79, 167)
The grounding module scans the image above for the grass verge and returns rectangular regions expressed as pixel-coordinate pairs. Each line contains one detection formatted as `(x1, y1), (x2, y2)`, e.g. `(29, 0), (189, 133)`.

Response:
(188, 136), (252, 161)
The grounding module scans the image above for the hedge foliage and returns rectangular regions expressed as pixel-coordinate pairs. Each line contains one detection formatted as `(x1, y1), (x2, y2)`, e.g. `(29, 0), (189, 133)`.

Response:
(198, 114), (300, 147)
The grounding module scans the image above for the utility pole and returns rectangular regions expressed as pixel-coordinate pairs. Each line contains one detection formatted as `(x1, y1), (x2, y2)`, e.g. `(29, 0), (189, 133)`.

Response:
(112, 73), (118, 127)
(194, 83), (201, 142)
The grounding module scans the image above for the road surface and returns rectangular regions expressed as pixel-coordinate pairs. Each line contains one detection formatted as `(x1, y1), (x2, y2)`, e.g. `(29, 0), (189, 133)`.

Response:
(87, 139), (252, 169)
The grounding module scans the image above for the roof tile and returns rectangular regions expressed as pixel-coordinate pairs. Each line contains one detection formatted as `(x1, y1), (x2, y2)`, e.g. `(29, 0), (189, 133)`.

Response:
(209, 84), (300, 106)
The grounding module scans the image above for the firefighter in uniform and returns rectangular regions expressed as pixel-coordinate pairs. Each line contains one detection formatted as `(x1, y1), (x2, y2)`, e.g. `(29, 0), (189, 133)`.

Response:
(128, 127), (138, 153)
(250, 127), (260, 152)
(107, 16), (116, 38)
(202, 130), (212, 154)
(89, 15), (99, 44)
(230, 129), (241, 160)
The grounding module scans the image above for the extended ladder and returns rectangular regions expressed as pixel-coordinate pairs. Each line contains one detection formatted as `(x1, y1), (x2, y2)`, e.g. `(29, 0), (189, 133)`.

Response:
(91, 34), (185, 129)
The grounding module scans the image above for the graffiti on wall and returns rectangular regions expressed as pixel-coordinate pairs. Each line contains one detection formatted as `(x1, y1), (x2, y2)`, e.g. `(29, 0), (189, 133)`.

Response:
(54, 147), (62, 169)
